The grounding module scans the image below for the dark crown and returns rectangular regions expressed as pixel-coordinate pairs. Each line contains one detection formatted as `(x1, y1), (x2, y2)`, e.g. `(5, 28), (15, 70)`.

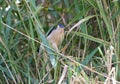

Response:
(58, 24), (64, 28)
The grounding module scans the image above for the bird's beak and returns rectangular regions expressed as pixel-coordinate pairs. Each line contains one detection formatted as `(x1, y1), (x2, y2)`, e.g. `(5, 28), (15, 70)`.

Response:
(57, 25), (60, 29)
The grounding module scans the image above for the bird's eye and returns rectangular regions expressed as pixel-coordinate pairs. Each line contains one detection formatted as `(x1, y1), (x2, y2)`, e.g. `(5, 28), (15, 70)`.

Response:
(58, 24), (64, 28)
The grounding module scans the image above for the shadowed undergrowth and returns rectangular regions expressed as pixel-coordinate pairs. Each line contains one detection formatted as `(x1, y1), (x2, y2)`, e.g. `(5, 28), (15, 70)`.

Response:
(0, 0), (120, 84)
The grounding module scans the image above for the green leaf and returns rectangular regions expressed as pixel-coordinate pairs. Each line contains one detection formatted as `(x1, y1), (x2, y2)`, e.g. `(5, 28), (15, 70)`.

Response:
(71, 31), (109, 46)
(81, 45), (102, 65)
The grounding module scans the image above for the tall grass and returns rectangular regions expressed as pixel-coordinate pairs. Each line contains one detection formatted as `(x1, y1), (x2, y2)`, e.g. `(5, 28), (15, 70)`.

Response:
(0, 0), (120, 83)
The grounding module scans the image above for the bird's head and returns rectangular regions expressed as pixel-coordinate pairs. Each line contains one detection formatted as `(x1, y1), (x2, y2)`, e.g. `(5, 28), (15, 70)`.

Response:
(57, 24), (64, 29)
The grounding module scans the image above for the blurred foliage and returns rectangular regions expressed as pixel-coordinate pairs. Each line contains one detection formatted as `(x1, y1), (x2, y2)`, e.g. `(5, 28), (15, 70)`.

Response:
(0, 0), (120, 83)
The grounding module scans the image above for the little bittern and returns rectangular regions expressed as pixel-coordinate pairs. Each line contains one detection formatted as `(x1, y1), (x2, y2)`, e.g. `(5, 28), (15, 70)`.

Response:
(38, 24), (65, 53)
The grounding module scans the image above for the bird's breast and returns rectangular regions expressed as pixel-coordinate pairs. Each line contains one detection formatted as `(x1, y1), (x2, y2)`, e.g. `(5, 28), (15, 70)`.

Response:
(47, 28), (64, 46)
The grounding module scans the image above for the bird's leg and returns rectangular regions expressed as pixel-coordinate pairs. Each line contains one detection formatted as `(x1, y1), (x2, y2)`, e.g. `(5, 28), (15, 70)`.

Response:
(38, 44), (53, 81)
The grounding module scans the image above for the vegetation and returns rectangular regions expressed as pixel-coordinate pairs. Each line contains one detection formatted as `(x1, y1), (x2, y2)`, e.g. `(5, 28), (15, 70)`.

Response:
(0, 0), (120, 84)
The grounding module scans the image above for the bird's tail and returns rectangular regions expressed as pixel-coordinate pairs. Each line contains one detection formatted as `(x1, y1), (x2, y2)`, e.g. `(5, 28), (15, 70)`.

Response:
(37, 44), (44, 56)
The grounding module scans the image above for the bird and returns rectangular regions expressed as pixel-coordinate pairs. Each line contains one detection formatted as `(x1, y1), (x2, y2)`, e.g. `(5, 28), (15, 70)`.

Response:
(47, 24), (65, 52)
(38, 24), (65, 54)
